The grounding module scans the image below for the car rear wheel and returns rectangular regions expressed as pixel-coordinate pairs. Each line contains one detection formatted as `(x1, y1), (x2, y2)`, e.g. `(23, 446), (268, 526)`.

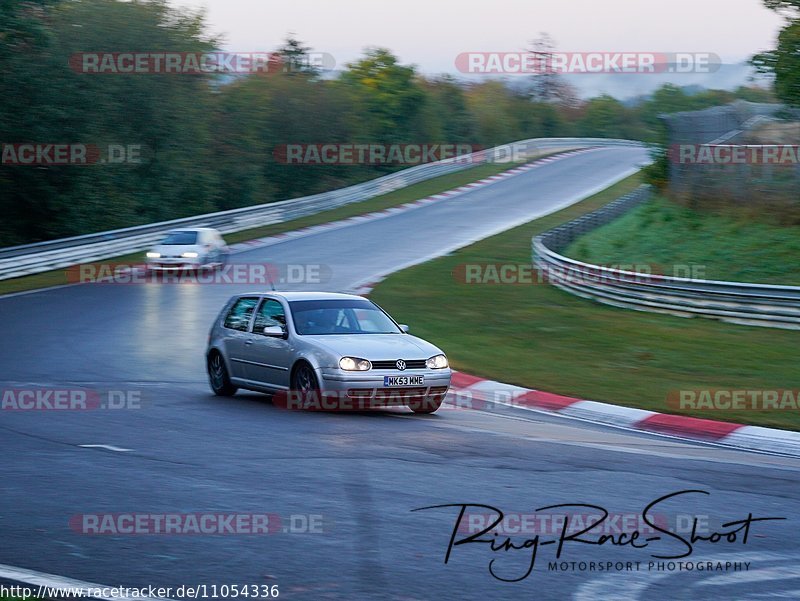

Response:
(208, 352), (237, 396)
(409, 398), (443, 414)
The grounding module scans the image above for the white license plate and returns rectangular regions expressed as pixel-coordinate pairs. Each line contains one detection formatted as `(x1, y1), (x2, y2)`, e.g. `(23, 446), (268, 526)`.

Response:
(384, 375), (424, 387)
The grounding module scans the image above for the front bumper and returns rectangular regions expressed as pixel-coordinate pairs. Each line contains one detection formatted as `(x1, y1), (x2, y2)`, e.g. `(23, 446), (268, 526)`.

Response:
(315, 367), (452, 409)
(146, 258), (202, 270)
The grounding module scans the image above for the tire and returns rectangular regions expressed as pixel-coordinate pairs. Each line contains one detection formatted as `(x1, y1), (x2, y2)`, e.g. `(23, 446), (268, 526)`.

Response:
(208, 352), (238, 396)
(409, 398), (443, 414)
(291, 362), (321, 408)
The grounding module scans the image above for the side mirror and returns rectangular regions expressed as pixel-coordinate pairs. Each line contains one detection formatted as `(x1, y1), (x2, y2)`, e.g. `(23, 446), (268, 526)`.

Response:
(263, 325), (286, 338)
(398, 324), (410, 333)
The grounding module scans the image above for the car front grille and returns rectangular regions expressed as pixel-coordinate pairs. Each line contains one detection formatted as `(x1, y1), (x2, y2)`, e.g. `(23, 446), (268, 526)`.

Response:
(373, 387), (428, 401)
(428, 386), (449, 400)
(370, 359), (427, 370)
(346, 386), (450, 400)
(344, 386), (451, 407)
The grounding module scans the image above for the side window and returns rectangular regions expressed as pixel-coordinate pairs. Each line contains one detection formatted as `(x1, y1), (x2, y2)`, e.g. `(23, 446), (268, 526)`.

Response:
(253, 299), (286, 333)
(223, 297), (258, 332)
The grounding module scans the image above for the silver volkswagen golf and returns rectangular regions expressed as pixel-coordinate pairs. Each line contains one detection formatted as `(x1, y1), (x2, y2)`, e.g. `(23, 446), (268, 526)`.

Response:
(206, 292), (451, 413)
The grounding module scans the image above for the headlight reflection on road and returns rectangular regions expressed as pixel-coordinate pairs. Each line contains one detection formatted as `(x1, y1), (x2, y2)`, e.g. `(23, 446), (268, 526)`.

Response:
(136, 282), (204, 368)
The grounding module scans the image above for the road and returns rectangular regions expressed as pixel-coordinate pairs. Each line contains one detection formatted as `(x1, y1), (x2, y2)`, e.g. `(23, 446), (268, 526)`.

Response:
(2, 145), (798, 600)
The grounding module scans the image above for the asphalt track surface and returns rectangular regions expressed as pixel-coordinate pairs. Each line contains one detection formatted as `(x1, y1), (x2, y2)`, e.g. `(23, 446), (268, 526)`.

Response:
(2, 146), (799, 600)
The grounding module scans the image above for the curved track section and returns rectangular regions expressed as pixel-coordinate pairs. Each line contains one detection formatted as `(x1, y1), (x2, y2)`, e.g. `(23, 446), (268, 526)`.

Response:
(2, 146), (799, 601)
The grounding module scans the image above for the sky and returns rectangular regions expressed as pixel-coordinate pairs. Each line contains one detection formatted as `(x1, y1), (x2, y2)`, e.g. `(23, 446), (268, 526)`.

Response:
(169, 0), (785, 74)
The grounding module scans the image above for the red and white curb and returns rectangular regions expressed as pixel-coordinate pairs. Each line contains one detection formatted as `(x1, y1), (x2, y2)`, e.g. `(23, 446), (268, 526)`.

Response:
(228, 148), (598, 255)
(446, 371), (800, 458)
(357, 272), (800, 457)
(349, 217), (800, 459)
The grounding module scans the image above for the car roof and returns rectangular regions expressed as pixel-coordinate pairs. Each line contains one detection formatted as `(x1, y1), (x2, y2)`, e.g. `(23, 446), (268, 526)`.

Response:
(237, 291), (367, 302)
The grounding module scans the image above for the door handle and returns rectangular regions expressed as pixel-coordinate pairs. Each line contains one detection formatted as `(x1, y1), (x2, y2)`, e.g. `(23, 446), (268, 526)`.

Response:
(244, 339), (254, 345)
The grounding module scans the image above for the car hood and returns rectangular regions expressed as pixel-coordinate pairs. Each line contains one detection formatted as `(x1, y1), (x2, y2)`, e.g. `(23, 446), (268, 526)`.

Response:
(305, 334), (443, 362)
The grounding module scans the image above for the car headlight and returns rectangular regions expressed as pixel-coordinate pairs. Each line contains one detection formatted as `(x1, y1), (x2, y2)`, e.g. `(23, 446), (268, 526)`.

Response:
(181, 252), (199, 259)
(339, 357), (371, 371)
(426, 354), (449, 369)
(146, 252), (160, 259)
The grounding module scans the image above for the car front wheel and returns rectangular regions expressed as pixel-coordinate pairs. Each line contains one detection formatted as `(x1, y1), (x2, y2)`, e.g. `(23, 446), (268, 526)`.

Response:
(291, 362), (321, 407)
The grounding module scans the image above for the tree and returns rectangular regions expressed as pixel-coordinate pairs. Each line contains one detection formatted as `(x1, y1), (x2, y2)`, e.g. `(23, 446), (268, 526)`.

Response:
(338, 48), (425, 143)
(463, 81), (519, 146)
(0, 0), (222, 244)
(418, 76), (475, 144)
(577, 95), (632, 138)
(752, 1), (800, 105)
(275, 34), (319, 76)
(763, 0), (800, 16)
(526, 33), (578, 107)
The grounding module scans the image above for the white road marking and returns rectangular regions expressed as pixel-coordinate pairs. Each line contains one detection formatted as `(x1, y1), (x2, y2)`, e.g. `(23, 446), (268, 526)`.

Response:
(79, 444), (132, 452)
(0, 562), (171, 600)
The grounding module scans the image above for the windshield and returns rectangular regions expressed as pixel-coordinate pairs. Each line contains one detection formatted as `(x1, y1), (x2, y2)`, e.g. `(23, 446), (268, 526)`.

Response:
(289, 299), (402, 335)
(161, 231), (198, 245)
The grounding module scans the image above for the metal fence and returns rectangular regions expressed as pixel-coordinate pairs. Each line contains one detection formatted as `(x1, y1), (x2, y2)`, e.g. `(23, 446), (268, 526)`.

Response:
(533, 185), (800, 330)
(662, 101), (800, 205)
(0, 137), (643, 281)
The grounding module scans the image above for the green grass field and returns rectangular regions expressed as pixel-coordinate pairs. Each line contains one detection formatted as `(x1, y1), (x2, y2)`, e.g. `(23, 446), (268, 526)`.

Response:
(565, 194), (800, 284)
(371, 174), (800, 431)
(0, 156), (545, 296)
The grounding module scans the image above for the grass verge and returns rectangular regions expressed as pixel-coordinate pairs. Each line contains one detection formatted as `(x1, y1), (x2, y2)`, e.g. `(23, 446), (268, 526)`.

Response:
(370, 173), (800, 431)
(0, 157), (544, 296)
(565, 194), (800, 285)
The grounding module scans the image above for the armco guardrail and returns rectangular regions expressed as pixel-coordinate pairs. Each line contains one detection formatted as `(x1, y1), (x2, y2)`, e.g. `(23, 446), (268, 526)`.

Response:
(533, 185), (800, 329)
(0, 137), (642, 281)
